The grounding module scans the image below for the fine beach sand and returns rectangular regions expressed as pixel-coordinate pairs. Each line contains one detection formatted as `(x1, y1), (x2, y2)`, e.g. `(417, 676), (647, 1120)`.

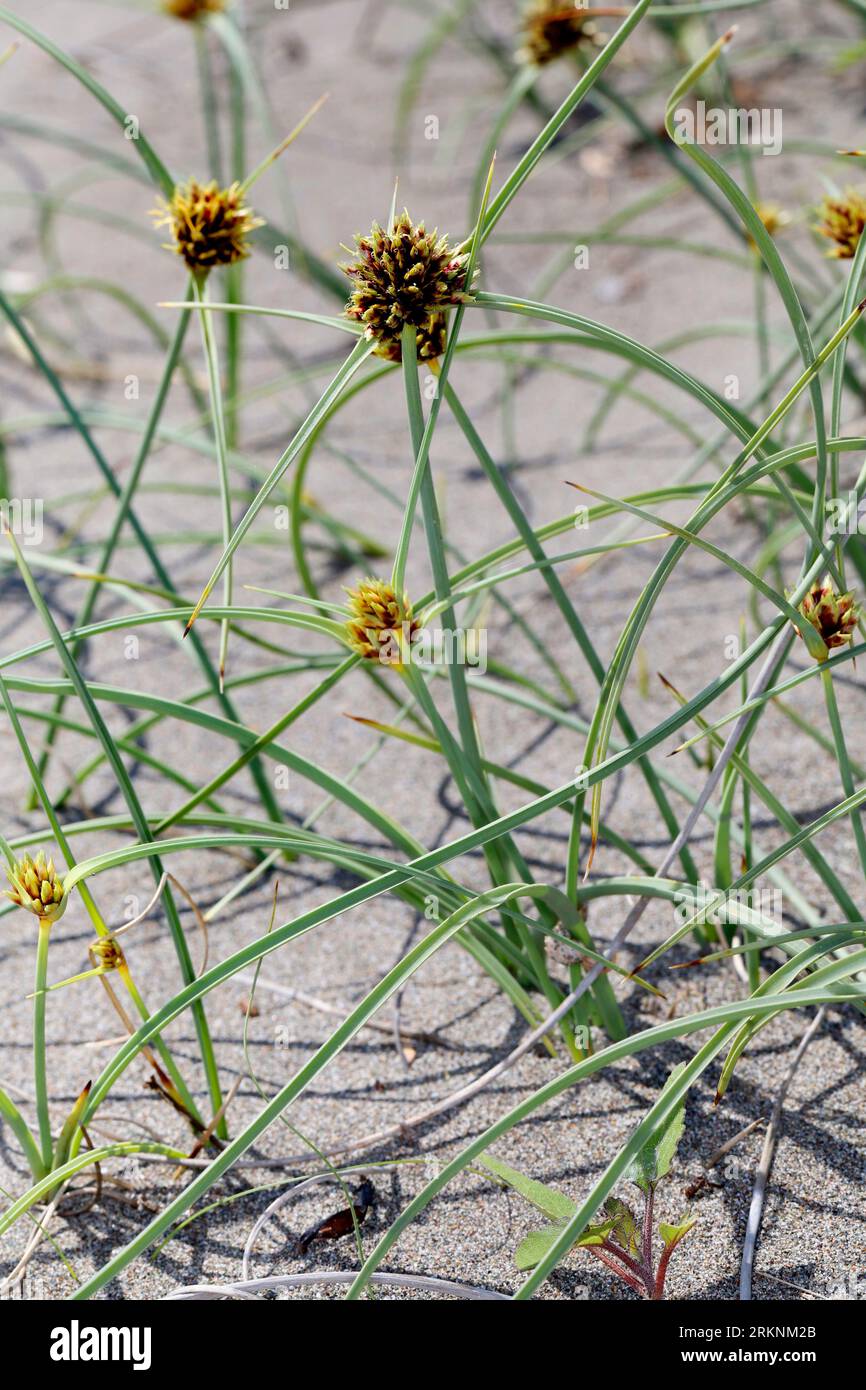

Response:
(1, 0), (865, 1299)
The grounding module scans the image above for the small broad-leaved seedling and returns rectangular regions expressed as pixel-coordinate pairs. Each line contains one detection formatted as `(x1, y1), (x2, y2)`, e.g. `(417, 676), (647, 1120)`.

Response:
(484, 1065), (695, 1299)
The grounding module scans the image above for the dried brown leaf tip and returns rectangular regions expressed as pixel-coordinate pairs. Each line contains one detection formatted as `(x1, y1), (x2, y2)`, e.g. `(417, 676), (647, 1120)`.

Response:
(152, 179), (264, 274)
(795, 575), (859, 658)
(6, 851), (68, 925)
(341, 209), (477, 363)
(815, 188), (866, 259)
(163, 0), (225, 19)
(517, 0), (606, 67)
(344, 578), (420, 665)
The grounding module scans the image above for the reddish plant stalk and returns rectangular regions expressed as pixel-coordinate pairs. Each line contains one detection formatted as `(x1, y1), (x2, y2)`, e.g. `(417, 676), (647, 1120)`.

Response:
(652, 1235), (682, 1300)
(642, 1184), (655, 1273)
(589, 1246), (648, 1298)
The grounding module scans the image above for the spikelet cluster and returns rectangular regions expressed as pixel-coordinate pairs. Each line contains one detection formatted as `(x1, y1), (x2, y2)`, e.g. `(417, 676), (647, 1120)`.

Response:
(342, 210), (476, 362)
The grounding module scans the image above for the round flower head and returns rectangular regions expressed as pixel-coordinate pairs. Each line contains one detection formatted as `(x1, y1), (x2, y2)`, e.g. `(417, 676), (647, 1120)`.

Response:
(815, 188), (866, 259)
(6, 851), (68, 925)
(517, 0), (606, 67)
(344, 578), (420, 666)
(152, 179), (263, 274)
(163, 0), (225, 18)
(342, 209), (477, 362)
(795, 575), (859, 658)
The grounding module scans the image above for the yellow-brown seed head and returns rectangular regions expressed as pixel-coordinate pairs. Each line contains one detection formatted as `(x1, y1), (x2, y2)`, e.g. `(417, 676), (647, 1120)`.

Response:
(163, 0), (225, 19)
(517, 0), (606, 67)
(796, 575), (859, 658)
(152, 179), (263, 274)
(815, 188), (866, 259)
(344, 578), (420, 665)
(341, 209), (476, 362)
(6, 851), (68, 925)
(90, 936), (126, 972)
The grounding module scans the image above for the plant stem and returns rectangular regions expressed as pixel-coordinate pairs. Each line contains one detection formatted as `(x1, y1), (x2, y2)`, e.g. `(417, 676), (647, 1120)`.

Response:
(642, 1183), (655, 1287)
(33, 918), (53, 1171)
(599, 1237), (648, 1285)
(590, 1245), (647, 1296)
(652, 1242), (675, 1300)
(225, 16), (245, 455)
(193, 274), (233, 686)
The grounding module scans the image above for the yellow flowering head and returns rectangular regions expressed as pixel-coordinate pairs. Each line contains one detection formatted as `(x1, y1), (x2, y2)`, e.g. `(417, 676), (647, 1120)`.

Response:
(815, 188), (866, 259)
(795, 575), (859, 658)
(342, 209), (477, 362)
(152, 179), (263, 274)
(6, 852), (68, 925)
(344, 578), (420, 666)
(756, 202), (791, 238)
(517, 0), (606, 67)
(745, 203), (791, 251)
(163, 0), (225, 19)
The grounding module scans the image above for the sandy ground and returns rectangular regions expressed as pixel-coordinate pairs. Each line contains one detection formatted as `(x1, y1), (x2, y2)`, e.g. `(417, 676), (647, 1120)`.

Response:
(0, 0), (865, 1300)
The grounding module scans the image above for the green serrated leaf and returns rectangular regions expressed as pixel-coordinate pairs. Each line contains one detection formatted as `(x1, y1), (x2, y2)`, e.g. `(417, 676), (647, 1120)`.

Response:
(483, 1154), (577, 1223)
(624, 1062), (688, 1192)
(515, 1225), (567, 1271)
